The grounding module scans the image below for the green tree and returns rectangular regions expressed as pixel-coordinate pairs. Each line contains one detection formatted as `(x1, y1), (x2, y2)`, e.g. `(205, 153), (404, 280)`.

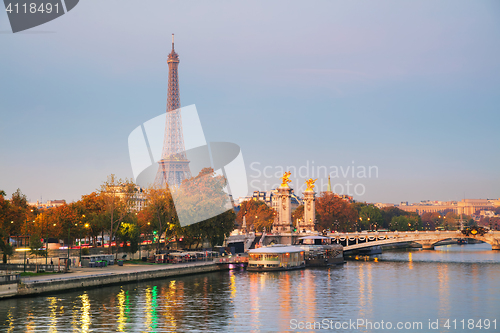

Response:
(205, 209), (235, 246)
(380, 206), (417, 230)
(359, 205), (384, 230)
(117, 220), (140, 254)
(391, 215), (422, 231)
(29, 233), (47, 259)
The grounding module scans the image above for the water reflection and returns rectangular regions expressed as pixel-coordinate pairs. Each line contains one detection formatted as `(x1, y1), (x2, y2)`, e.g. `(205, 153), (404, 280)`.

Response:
(6, 309), (14, 333)
(80, 293), (91, 332)
(144, 286), (158, 332)
(164, 280), (179, 331)
(0, 245), (499, 332)
(48, 297), (57, 333)
(116, 290), (127, 332)
(437, 264), (450, 319)
(248, 272), (260, 331)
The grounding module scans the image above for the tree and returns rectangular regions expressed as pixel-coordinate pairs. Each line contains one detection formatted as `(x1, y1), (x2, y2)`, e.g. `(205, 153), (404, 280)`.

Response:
(143, 186), (177, 252)
(29, 233), (47, 261)
(0, 191), (12, 252)
(380, 206), (418, 230)
(117, 220), (140, 254)
(315, 193), (358, 232)
(74, 192), (107, 246)
(443, 212), (461, 230)
(182, 209), (236, 249)
(143, 168), (237, 250)
(100, 174), (136, 254)
(421, 212), (441, 231)
(292, 205), (304, 230)
(0, 229), (13, 264)
(6, 189), (36, 244)
(236, 200), (275, 232)
(359, 205), (384, 230)
(391, 215), (422, 231)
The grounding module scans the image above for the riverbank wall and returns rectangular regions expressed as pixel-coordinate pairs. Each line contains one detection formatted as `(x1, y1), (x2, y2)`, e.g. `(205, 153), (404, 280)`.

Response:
(1, 261), (225, 300)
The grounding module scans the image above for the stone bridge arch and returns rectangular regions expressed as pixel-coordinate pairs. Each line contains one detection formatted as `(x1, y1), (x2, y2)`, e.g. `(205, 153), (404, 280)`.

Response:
(335, 230), (500, 251)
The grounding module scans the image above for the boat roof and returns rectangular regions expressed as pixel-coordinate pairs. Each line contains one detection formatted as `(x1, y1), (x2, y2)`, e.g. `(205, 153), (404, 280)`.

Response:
(298, 235), (331, 240)
(248, 245), (304, 254)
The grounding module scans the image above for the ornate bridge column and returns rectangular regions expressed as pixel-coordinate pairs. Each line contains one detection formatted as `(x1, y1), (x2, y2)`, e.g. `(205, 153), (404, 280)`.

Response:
(300, 178), (317, 232)
(272, 172), (293, 233)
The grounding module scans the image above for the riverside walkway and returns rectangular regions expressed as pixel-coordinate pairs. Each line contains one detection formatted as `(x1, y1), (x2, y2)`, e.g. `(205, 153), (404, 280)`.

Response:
(1, 261), (224, 299)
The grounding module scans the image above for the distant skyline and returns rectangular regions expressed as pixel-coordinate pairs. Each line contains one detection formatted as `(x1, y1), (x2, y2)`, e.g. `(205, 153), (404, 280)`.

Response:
(1, 1), (499, 204)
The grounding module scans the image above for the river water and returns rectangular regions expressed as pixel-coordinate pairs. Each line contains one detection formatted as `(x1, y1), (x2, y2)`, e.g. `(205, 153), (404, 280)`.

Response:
(1, 243), (499, 332)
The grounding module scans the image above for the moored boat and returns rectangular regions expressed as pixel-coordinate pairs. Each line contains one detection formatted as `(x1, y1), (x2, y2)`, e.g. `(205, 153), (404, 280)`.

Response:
(247, 245), (305, 271)
(295, 235), (344, 266)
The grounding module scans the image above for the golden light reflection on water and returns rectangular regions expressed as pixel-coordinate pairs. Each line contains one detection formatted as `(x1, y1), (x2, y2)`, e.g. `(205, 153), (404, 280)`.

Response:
(408, 252), (413, 270)
(48, 296), (58, 333)
(164, 281), (178, 331)
(249, 273), (260, 331)
(278, 273), (292, 331)
(79, 293), (91, 333)
(25, 311), (35, 333)
(358, 264), (365, 313)
(366, 264), (373, 318)
(437, 264), (450, 318)
(163, 280), (180, 331)
(304, 271), (316, 324)
(6, 309), (14, 333)
(117, 289), (128, 332)
(143, 286), (158, 332)
(229, 270), (237, 299)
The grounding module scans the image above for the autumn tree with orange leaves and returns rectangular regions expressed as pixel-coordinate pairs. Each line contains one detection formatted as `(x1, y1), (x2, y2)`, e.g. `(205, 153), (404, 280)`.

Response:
(315, 192), (358, 232)
(236, 199), (275, 232)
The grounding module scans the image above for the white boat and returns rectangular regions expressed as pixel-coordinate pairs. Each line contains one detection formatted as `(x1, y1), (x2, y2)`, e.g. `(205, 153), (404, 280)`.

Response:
(247, 245), (305, 271)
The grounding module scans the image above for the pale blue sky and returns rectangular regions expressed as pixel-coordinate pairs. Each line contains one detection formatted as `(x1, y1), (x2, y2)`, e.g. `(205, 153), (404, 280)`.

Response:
(1, 0), (499, 204)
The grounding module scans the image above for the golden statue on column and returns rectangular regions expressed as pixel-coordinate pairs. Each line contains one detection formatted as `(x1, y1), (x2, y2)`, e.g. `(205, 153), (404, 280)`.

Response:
(281, 171), (292, 187)
(305, 178), (317, 191)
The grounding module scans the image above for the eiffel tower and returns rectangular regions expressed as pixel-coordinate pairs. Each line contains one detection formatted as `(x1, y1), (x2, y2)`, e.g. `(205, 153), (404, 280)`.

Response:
(154, 34), (192, 188)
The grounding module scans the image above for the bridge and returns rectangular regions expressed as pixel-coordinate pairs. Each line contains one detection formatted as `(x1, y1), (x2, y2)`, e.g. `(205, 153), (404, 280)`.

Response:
(329, 230), (500, 251)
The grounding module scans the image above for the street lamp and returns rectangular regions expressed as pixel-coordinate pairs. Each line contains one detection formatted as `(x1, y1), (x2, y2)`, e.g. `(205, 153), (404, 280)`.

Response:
(23, 217), (27, 272)
(23, 209), (34, 272)
(85, 223), (90, 246)
(76, 223), (82, 263)
(40, 210), (49, 265)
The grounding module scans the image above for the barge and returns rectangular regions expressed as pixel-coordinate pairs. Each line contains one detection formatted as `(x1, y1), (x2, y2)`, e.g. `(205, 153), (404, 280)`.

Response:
(296, 235), (344, 266)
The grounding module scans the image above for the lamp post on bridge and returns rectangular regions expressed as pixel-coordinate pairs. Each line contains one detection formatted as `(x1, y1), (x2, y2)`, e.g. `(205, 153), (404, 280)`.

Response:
(359, 217), (370, 231)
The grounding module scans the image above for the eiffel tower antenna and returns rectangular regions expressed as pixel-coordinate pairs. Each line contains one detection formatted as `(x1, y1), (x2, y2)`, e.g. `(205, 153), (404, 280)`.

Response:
(154, 34), (192, 188)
